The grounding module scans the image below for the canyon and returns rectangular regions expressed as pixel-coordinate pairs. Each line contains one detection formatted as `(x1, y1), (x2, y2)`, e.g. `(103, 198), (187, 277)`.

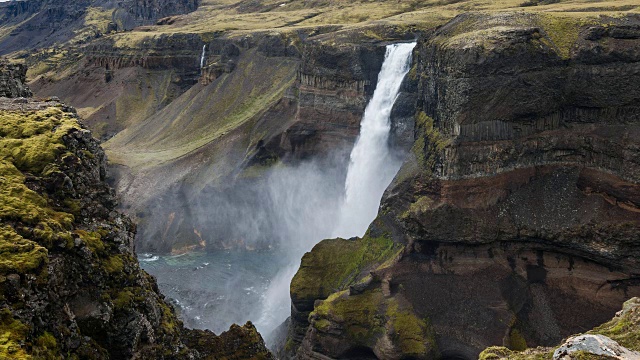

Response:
(0, 0), (639, 359)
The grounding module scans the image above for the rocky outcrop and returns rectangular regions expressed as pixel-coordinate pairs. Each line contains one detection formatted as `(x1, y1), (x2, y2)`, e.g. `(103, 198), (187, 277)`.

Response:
(480, 297), (640, 359)
(112, 0), (199, 30)
(287, 12), (640, 360)
(0, 85), (271, 358)
(0, 61), (32, 98)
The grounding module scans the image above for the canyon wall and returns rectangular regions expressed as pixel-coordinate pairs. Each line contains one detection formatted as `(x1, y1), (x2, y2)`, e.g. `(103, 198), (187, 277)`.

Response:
(0, 0), (199, 54)
(33, 28), (401, 253)
(286, 12), (640, 360)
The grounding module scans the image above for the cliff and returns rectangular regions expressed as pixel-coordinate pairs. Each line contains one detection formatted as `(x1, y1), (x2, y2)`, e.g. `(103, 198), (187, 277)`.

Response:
(0, 0), (199, 54)
(0, 86), (271, 357)
(2, 1), (639, 358)
(286, 12), (640, 360)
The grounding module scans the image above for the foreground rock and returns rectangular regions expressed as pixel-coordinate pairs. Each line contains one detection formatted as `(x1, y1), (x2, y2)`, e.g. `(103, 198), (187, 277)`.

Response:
(285, 12), (640, 360)
(0, 92), (272, 358)
(0, 61), (31, 98)
(481, 297), (640, 359)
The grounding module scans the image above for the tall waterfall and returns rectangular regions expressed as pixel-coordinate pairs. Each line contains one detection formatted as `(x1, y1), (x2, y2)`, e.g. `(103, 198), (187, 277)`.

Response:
(144, 42), (418, 342)
(256, 42), (416, 339)
(334, 42), (417, 238)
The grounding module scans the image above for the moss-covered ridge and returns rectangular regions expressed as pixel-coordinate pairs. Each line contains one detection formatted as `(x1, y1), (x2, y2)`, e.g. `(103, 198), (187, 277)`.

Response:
(0, 98), (273, 359)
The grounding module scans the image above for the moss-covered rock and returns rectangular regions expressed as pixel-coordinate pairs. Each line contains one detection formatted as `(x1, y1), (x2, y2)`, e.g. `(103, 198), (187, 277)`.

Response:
(291, 232), (400, 309)
(0, 95), (273, 359)
(479, 298), (640, 359)
(305, 289), (437, 359)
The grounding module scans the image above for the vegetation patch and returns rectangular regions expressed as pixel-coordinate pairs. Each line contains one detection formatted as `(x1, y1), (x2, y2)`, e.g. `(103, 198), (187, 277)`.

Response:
(0, 107), (79, 174)
(0, 308), (29, 360)
(311, 290), (436, 355)
(589, 297), (640, 351)
(412, 111), (450, 173)
(290, 232), (400, 303)
(0, 226), (48, 276)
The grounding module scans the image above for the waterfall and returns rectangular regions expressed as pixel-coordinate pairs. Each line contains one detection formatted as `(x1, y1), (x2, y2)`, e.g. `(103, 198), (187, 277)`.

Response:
(200, 45), (206, 69)
(333, 42), (416, 238)
(147, 42), (418, 342)
(256, 42), (416, 340)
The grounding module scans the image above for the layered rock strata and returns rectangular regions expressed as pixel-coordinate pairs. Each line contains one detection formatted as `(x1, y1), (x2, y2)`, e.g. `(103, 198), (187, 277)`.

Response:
(0, 0), (199, 54)
(287, 12), (640, 360)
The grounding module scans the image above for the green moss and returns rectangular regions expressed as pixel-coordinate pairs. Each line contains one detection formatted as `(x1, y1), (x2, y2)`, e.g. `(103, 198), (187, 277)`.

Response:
(479, 346), (514, 360)
(571, 351), (618, 360)
(311, 290), (436, 354)
(61, 199), (81, 218)
(0, 308), (30, 360)
(33, 332), (61, 360)
(590, 297), (640, 351)
(103, 255), (124, 274)
(535, 14), (603, 59)
(313, 289), (385, 344)
(0, 226), (48, 276)
(0, 107), (80, 174)
(113, 289), (134, 309)
(412, 111), (449, 172)
(386, 298), (434, 355)
(0, 108), (80, 253)
(159, 301), (179, 333)
(314, 319), (332, 332)
(479, 346), (553, 360)
(509, 329), (528, 351)
(406, 196), (434, 217)
(284, 337), (295, 351)
(74, 230), (105, 255)
(291, 233), (400, 303)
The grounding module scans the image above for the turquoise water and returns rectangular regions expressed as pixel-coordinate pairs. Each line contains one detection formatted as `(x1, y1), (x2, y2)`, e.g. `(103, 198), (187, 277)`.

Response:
(139, 250), (291, 334)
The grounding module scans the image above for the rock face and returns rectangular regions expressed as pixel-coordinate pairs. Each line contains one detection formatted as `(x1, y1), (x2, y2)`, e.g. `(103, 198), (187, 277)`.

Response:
(112, 0), (199, 30)
(0, 0), (199, 54)
(287, 12), (640, 360)
(0, 78), (271, 357)
(287, 42), (385, 160)
(0, 61), (32, 98)
(553, 334), (640, 360)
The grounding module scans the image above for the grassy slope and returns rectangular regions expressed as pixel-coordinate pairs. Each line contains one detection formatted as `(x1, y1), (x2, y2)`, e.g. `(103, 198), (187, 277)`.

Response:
(104, 49), (297, 170)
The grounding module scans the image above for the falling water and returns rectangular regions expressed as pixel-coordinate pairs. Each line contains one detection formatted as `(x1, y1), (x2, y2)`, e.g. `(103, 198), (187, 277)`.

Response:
(200, 45), (206, 69)
(258, 42), (416, 339)
(333, 42), (417, 238)
(141, 42), (417, 343)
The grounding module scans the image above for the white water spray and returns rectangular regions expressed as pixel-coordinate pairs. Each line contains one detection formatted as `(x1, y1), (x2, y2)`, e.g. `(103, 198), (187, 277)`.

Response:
(256, 42), (417, 339)
(333, 42), (416, 238)
(200, 45), (206, 69)
(149, 42), (417, 342)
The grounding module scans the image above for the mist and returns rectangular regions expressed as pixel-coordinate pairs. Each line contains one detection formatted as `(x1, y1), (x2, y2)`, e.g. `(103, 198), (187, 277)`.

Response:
(140, 42), (417, 342)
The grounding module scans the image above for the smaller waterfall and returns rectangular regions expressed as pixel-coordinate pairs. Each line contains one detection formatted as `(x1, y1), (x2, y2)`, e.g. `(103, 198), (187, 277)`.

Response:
(200, 45), (206, 69)
(333, 42), (417, 239)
